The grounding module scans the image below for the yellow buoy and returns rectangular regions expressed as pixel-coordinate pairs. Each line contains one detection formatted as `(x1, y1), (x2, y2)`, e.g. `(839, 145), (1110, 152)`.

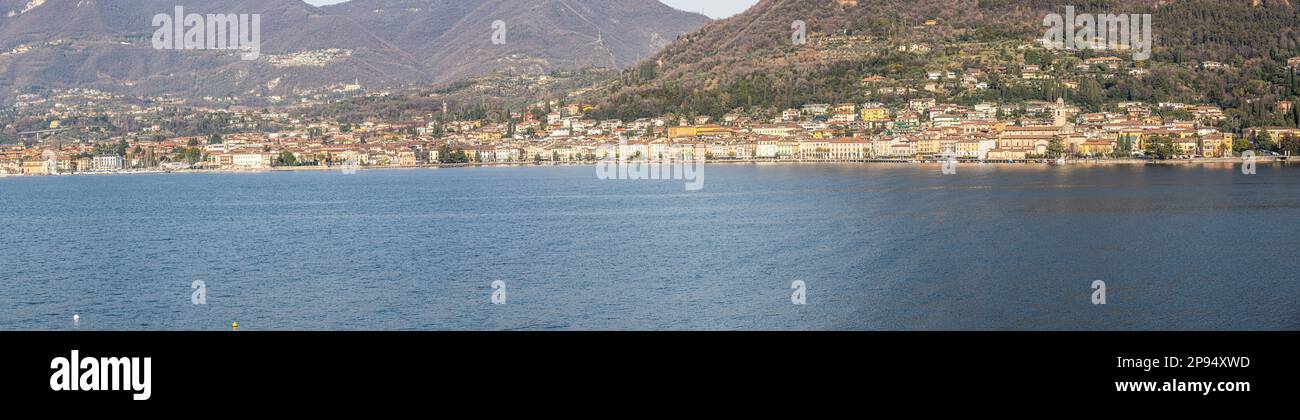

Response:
(231, 321), (239, 331)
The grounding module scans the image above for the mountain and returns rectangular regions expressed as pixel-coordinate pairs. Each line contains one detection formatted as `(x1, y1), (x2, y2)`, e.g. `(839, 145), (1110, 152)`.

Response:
(323, 0), (709, 83)
(0, 0), (709, 104)
(586, 0), (1300, 121)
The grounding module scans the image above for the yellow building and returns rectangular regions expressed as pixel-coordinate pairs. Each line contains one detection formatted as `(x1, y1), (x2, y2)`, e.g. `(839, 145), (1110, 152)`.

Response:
(1079, 140), (1116, 156)
(799, 140), (830, 159)
(668, 125), (732, 139)
(22, 160), (48, 175)
(397, 151), (418, 166)
(956, 140), (981, 157)
(1200, 133), (1233, 157)
(811, 129), (838, 139)
(916, 137), (942, 155)
(860, 107), (888, 122)
(472, 131), (503, 141)
(990, 126), (1060, 158)
(1174, 137), (1201, 156)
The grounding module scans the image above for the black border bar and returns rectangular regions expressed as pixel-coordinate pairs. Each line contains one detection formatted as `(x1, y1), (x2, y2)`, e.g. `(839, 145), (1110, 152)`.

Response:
(1, 331), (1292, 406)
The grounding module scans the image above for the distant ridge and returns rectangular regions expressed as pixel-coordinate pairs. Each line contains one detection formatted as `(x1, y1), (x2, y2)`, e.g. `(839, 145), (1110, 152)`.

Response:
(586, 0), (1300, 120)
(0, 0), (710, 104)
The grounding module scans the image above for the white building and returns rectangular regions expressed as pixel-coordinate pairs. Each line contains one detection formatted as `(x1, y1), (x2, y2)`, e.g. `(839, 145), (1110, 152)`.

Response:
(872, 137), (917, 158)
(801, 103), (831, 115)
(93, 155), (124, 171)
(618, 141), (650, 160)
(756, 140), (779, 158)
(231, 154), (269, 169)
(751, 125), (800, 137)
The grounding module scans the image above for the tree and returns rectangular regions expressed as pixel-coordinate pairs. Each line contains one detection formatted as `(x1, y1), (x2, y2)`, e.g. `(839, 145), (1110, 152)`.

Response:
(436, 144), (452, 164)
(1047, 137), (1066, 158)
(1232, 136), (1251, 154)
(278, 151), (297, 166)
(183, 148), (203, 164)
(1281, 134), (1300, 156)
(1078, 79), (1104, 111)
(1115, 135), (1135, 156)
(435, 144), (469, 164)
(1143, 136), (1177, 159)
(1254, 130), (1278, 152)
(208, 133), (223, 145)
(1290, 69), (1298, 96)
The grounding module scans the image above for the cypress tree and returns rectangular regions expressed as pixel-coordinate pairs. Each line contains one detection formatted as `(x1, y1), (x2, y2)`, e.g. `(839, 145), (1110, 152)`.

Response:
(1288, 69), (1296, 96)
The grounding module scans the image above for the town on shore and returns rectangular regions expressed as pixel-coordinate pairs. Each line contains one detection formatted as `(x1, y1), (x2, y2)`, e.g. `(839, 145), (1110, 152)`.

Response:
(4, 77), (1300, 176)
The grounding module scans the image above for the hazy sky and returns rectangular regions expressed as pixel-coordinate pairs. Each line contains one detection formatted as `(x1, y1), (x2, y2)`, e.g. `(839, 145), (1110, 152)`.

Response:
(300, 0), (760, 19)
(654, 0), (759, 18)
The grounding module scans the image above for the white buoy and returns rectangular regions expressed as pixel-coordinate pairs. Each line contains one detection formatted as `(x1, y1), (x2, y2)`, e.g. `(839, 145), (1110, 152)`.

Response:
(73, 314), (80, 322)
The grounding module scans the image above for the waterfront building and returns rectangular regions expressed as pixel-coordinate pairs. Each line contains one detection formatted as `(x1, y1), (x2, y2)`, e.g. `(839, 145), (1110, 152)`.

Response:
(231, 154), (270, 169)
(828, 138), (870, 160)
(93, 155), (124, 171)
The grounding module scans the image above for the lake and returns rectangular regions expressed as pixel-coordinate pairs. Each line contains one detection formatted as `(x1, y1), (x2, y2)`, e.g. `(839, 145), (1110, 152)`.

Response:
(2, 163), (1298, 330)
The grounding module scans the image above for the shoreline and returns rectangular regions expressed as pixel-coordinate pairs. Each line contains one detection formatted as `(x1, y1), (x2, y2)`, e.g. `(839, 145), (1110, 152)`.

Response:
(0, 156), (1291, 178)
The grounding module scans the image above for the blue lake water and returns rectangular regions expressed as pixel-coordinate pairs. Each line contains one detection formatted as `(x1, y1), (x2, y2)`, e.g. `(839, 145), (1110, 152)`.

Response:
(2, 163), (1298, 330)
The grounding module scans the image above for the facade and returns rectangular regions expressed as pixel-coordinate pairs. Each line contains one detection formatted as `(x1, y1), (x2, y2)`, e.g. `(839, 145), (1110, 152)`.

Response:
(22, 160), (47, 175)
(93, 155), (125, 171)
(799, 140), (830, 159)
(827, 138), (870, 160)
(231, 154), (270, 168)
(860, 107), (888, 122)
(989, 126), (1062, 159)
